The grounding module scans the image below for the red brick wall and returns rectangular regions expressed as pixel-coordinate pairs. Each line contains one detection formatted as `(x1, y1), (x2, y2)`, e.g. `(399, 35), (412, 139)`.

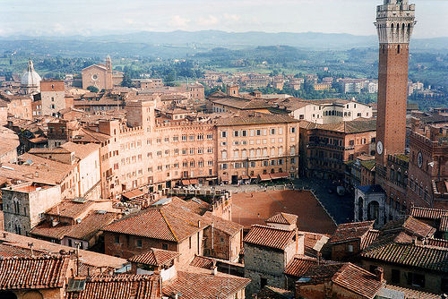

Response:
(376, 44), (410, 165)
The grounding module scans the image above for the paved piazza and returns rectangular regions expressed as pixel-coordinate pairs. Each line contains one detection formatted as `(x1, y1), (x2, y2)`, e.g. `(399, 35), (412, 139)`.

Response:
(231, 189), (337, 235)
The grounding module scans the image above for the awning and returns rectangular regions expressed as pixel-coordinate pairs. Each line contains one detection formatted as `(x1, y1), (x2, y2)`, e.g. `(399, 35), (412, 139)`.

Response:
(122, 189), (145, 200)
(182, 179), (190, 185)
(258, 173), (271, 181)
(189, 179), (199, 185)
(206, 177), (218, 181)
(270, 172), (289, 180)
(241, 175), (250, 180)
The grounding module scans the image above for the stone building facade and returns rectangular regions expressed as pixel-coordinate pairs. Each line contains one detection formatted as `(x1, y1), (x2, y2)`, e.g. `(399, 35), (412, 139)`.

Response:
(40, 80), (65, 117)
(407, 118), (448, 209)
(300, 119), (376, 180)
(2, 182), (61, 235)
(81, 56), (123, 91)
(243, 215), (304, 296)
(215, 113), (300, 184)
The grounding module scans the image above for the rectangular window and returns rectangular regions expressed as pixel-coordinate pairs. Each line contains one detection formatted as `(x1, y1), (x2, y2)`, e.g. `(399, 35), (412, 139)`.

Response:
(114, 235), (120, 244)
(162, 243), (168, 250)
(221, 131), (227, 138)
(391, 269), (400, 284)
(136, 239), (142, 248)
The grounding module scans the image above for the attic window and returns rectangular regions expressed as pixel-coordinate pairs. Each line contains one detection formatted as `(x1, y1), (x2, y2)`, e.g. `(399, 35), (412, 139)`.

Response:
(66, 278), (86, 292)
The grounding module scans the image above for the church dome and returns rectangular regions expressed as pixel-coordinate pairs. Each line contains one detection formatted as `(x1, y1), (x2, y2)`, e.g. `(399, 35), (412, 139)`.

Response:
(21, 60), (42, 88)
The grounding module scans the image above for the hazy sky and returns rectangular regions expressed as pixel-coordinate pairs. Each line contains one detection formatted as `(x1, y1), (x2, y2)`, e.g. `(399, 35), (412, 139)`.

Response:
(1, 0), (447, 38)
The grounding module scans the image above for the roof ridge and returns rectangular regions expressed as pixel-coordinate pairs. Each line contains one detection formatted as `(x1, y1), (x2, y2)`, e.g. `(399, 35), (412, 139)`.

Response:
(160, 209), (178, 242)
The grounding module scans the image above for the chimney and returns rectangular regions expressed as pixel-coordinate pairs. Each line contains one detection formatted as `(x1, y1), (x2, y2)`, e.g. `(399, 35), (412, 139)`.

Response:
(375, 267), (384, 282)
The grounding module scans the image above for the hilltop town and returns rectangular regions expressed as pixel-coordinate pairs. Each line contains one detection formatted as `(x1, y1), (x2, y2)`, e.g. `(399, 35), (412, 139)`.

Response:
(0, 1), (448, 299)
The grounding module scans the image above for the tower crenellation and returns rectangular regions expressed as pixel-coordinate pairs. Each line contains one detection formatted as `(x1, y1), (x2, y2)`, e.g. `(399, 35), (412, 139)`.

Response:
(375, 0), (416, 44)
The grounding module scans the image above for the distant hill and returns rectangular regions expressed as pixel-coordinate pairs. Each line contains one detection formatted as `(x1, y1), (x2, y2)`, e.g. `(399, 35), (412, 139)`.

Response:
(0, 31), (446, 58)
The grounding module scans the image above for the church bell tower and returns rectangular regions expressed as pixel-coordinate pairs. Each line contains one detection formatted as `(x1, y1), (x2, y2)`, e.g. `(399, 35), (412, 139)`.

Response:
(374, 0), (416, 166)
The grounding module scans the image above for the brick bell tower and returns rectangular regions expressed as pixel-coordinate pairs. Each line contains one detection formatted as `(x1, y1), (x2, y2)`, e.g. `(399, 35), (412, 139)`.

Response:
(374, 0), (416, 166)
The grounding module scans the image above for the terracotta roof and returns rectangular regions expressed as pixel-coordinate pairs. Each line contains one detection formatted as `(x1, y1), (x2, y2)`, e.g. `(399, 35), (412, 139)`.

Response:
(180, 197), (211, 216)
(402, 216), (436, 238)
(203, 211), (243, 237)
(162, 270), (250, 299)
(360, 230), (381, 250)
(46, 199), (95, 219)
(0, 255), (69, 290)
(214, 113), (298, 127)
(297, 262), (344, 284)
(331, 263), (383, 299)
(189, 255), (215, 269)
(211, 97), (271, 110)
(284, 255), (318, 277)
(0, 230), (128, 276)
(128, 248), (180, 266)
(329, 221), (375, 245)
(303, 232), (330, 254)
(74, 127), (110, 143)
(383, 284), (440, 299)
(257, 286), (294, 299)
(316, 119), (376, 134)
(440, 215), (448, 232)
(30, 211), (118, 241)
(244, 225), (296, 251)
(0, 152), (76, 185)
(410, 206), (448, 220)
(103, 198), (209, 242)
(298, 263), (382, 298)
(65, 274), (160, 299)
(266, 213), (297, 226)
(425, 238), (448, 249)
(60, 141), (100, 160)
(0, 127), (20, 158)
(362, 242), (448, 272)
